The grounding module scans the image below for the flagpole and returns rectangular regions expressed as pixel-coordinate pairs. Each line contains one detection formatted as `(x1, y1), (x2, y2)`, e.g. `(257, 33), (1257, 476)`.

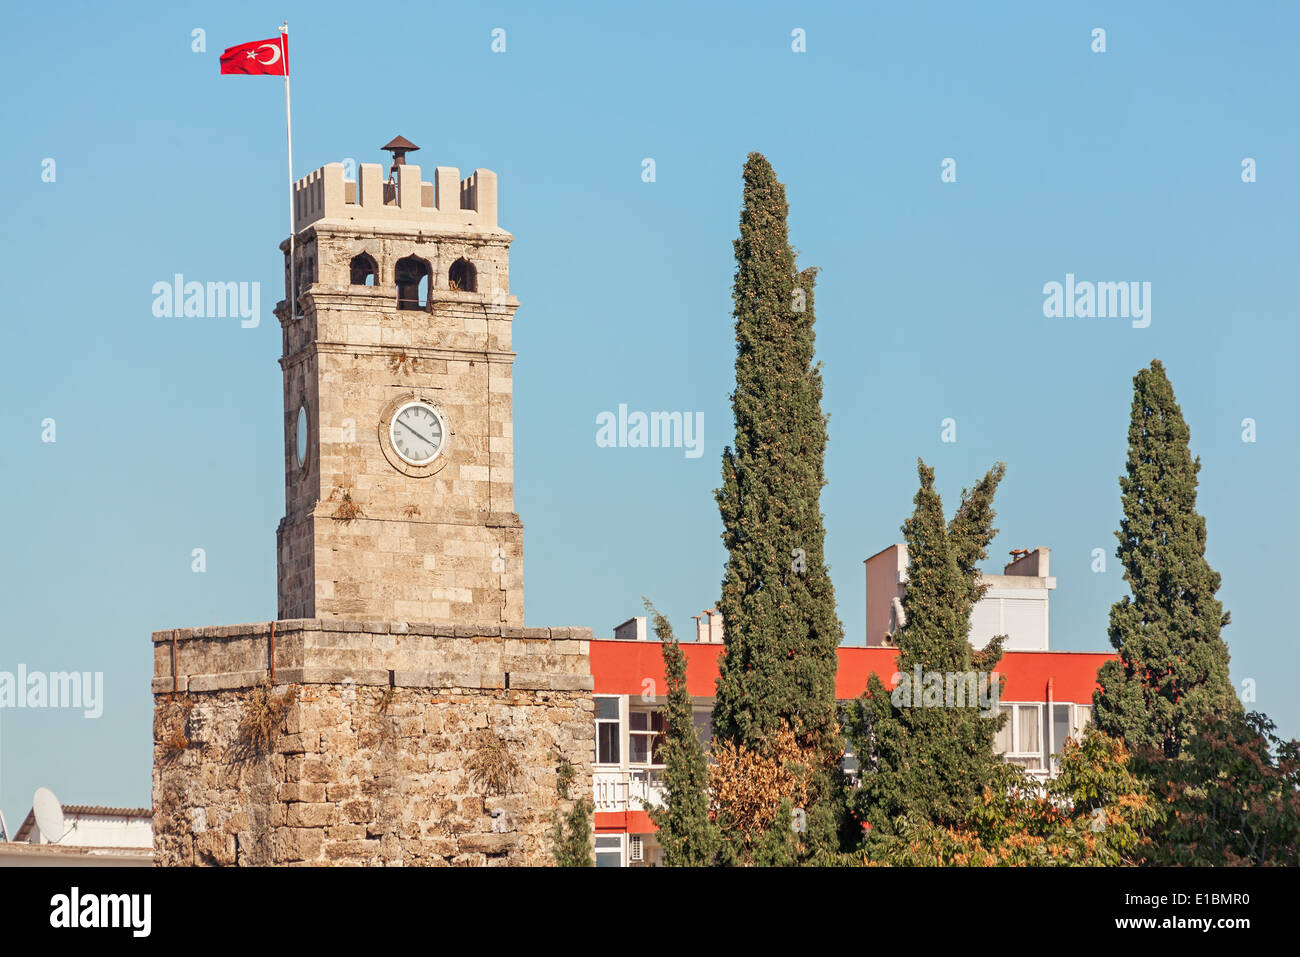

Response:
(279, 21), (296, 320)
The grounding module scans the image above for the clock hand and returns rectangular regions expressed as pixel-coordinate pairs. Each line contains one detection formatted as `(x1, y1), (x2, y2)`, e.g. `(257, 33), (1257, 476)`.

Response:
(396, 419), (438, 448)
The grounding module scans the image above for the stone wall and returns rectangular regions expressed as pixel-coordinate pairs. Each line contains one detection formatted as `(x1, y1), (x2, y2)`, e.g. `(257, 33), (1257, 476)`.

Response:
(152, 620), (593, 866)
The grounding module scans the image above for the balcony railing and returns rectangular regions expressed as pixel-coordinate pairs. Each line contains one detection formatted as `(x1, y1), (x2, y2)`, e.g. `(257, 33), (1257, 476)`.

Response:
(593, 769), (668, 813)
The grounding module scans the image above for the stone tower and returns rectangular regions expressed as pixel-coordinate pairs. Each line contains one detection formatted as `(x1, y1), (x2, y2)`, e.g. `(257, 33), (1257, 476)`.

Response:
(276, 141), (523, 625)
(152, 141), (593, 867)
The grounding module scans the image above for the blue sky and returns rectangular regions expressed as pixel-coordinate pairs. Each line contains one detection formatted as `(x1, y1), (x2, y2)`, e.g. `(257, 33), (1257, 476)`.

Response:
(1, 0), (1297, 826)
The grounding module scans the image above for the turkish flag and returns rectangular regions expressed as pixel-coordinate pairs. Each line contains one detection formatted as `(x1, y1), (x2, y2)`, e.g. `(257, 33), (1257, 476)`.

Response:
(220, 37), (288, 75)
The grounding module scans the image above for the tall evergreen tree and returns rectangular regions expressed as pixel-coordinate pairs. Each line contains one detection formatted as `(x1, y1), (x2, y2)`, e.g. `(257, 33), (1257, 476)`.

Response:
(644, 599), (718, 866)
(848, 460), (1008, 836)
(712, 153), (845, 855)
(1094, 359), (1238, 759)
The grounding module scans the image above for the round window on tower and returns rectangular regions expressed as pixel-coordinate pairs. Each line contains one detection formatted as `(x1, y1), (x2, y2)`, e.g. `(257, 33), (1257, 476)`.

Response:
(295, 404), (309, 469)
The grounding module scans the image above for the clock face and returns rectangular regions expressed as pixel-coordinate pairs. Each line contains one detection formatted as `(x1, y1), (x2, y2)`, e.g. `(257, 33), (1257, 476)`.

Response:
(295, 405), (308, 468)
(390, 401), (445, 465)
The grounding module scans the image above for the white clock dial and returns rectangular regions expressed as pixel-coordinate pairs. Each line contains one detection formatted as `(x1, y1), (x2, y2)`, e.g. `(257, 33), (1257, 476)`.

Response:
(390, 402), (445, 465)
(295, 405), (308, 468)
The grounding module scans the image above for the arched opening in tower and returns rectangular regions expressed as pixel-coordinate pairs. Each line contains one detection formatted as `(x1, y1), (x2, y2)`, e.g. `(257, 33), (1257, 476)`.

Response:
(449, 257), (477, 293)
(350, 252), (378, 287)
(395, 255), (431, 310)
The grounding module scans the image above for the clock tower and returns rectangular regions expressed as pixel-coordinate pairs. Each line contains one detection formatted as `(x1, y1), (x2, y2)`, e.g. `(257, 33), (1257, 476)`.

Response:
(153, 136), (592, 868)
(276, 138), (523, 625)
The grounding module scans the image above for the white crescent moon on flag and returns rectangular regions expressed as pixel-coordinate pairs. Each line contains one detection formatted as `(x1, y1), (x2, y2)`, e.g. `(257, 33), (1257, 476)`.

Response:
(257, 43), (281, 65)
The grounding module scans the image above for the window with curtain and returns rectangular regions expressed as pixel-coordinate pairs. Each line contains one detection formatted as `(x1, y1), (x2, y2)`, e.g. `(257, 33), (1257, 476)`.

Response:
(998, 703), (1046, 771)
(1018, 704), (1041, 755)
(994, 704), (1015, 755)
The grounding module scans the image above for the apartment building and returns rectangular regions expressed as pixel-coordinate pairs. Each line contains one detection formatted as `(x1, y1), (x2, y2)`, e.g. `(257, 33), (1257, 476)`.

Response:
(589, 546), (1114, 866)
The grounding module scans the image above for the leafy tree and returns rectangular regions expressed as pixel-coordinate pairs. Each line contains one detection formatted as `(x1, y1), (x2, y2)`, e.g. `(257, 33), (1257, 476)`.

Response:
(847, 460), (1008, 837)
(551, 799), (592, 867)
(551, 758), (593, 867)
(708, 721), (817, 865)
(644, 599), (719, 866)
(1046, 726), (1161, 864)
(712, 152), (845, 856)
(851, 728), (1158, 866)
(1144, 710), (1300, 866)
(1094, 359), (1238, 758)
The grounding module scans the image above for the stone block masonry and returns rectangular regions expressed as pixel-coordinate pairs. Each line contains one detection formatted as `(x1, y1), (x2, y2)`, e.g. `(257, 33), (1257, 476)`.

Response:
(152, 620), (593, 866)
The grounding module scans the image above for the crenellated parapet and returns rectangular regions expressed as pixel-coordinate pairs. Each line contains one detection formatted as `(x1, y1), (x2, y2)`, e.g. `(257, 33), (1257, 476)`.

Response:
(293, 162), (501, 234)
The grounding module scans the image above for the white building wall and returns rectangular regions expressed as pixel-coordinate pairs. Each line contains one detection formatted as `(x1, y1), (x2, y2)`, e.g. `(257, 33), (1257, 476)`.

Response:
(30, 814), (152, 849)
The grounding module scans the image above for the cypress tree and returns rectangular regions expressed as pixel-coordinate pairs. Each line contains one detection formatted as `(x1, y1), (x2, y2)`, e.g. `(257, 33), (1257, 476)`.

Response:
(550, 758), (593, 867)
(712, 153), (844, 854)
(1094, 359), (1238, 759)
(644, 599), (718, 866)
(848, 460), (1008, 835)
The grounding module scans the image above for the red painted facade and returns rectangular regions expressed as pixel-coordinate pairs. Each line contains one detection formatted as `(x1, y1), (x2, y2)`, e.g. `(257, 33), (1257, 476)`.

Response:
(588, 639), (1116, 847)
(590, 640), (1114, 704)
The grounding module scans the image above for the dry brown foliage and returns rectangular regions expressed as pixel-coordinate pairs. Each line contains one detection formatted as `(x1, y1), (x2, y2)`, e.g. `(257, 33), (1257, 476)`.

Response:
(328, 486), (366, 524)
(466, 729), (521, 796)
(708, 722), (817, 844)
(388, 352), (419, 374)
(236, 680), (298, 755)
(157, 694), (195, 761)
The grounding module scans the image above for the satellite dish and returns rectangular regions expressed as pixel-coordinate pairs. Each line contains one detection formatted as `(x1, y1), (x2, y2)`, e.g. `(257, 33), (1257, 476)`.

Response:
(32, 787), (65, 844)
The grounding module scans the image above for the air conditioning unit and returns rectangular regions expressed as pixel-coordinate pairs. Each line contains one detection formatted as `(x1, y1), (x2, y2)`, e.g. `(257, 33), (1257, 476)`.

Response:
(629, 835), (643, 862)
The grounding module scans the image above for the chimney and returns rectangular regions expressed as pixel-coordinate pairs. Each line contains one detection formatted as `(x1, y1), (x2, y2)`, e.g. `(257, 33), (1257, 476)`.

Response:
(692, 608), (724, 644)
(1004, 546), (1049, 578)
(613, 616), (647, 641)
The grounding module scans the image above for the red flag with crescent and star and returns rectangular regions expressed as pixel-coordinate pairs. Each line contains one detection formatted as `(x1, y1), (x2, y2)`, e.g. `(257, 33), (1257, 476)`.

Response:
(219, 37), (288, 75)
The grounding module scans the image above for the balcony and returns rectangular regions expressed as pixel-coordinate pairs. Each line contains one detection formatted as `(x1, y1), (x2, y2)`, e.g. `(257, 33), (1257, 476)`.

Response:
(592, 769), (667, 814)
